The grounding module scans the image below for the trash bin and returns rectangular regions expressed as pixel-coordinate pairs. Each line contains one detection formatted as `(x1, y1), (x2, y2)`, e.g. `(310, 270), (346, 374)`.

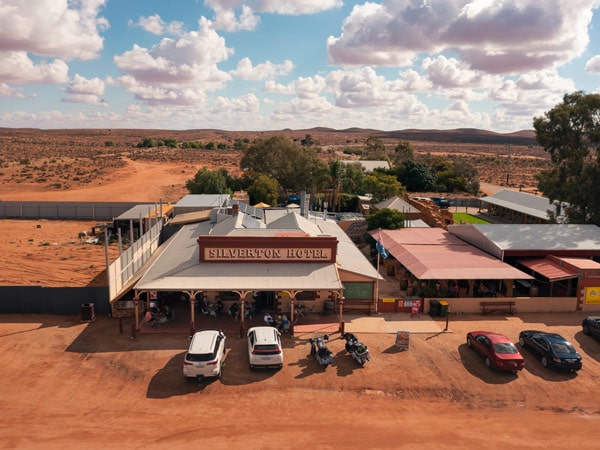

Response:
(323, 299), (336, 316)
(429, 299), (440, 317)
(81, 303), (96, 322)
(438, 300), (449, 317)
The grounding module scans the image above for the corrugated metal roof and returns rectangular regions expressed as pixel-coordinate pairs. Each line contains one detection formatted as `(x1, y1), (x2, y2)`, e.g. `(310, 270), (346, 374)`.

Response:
(449, 224), (600, 253)
(134, 211), (378, 292)
(480, 189), (566, 221)
(175, 194), (230, 208)
(115, 204), (171, 220)
(375, 196), (420, 214)
(517, 258), (578, 281)
(371, 228), (533, 280)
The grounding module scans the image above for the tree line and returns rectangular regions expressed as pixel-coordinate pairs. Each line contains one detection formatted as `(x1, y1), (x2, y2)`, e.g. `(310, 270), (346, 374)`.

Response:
(186, 135), (480, 211)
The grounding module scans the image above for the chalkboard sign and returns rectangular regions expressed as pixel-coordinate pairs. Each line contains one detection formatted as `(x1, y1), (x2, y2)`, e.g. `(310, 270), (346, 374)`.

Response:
(342, 282), (373, 299)
(395, 331), (410, 350)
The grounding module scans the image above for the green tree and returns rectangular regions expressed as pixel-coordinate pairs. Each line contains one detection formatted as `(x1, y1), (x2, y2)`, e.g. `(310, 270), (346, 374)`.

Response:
(395, 160), (437, 192)
(248, 175), (280, 206)
(393, 141), (415, 165)
(340, 162), (366, 194)
(366, 208), (406, 230)
(240, 136), (327, 193)
(364, 136), (387, 159)
(533, 91), (600, 224)
(186, 167), (231, 194)
(361, 172), (405, 202)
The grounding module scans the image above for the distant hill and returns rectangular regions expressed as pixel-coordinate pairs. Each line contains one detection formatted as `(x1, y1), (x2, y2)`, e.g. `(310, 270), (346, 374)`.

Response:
(0, 126), (538, 147)
(271, 127), (537, 146)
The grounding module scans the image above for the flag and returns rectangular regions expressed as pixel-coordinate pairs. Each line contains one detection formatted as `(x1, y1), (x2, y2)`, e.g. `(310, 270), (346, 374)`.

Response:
(376, 233), (388, 259)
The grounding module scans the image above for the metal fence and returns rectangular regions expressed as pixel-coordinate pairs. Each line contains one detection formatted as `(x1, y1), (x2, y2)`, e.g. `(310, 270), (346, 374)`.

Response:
(0, 286), (109, 316)
(0, 201), (140, 219)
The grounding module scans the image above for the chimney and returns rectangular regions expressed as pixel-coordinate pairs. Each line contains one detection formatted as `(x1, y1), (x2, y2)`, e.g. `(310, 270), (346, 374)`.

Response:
(232, 204), (239, 215)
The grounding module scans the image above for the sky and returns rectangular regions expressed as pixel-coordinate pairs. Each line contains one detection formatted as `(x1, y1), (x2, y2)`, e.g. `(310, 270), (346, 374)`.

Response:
(2, 0), (600, 133)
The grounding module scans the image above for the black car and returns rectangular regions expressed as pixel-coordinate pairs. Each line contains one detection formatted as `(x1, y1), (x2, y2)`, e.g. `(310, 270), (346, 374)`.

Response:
(582, 316), (600, 339)
(518, 330), (582, 372)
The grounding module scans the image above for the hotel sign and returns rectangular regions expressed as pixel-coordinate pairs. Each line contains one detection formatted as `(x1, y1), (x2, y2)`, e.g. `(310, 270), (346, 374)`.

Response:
(198, 235), (337, 263)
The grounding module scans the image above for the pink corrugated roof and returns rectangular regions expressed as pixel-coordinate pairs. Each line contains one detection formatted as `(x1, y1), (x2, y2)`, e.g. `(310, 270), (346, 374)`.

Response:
(370, 228), (533, 280)
(518, 258), (578, 281)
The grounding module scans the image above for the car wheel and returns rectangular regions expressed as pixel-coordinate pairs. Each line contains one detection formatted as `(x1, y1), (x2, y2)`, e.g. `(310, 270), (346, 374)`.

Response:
(466, 336), (472, 348)
(541, 357), (548, 368)
(485, 357), (492, 369)
(583, 325), (590, 335)
(518, 337), (526, 347)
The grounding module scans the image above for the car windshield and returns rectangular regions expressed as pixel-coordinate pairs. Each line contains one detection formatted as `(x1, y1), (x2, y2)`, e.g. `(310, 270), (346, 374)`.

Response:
(493, 342), (518, 354)
(551, 342), (576, 355)
(186, 352), (216, 362)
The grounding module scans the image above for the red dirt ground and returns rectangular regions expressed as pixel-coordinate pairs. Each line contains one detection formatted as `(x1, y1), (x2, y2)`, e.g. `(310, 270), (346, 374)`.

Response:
(2, 129), (593, 448)
(1, 312), (599, 449)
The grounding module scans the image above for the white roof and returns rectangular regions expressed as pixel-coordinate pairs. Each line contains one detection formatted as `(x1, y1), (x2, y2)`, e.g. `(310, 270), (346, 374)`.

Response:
(480, 189), (567, 221)
(375, 196), (420, 214)
(340, 160), (390, 172)
(135, 211), (378, 292)
(175, 194), (230, 208)
(448, 224), (600, 259)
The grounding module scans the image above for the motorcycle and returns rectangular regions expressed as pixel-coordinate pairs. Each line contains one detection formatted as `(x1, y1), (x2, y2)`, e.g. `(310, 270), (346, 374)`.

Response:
(309, 334), (333, 367)
(341, 332), (370, 366)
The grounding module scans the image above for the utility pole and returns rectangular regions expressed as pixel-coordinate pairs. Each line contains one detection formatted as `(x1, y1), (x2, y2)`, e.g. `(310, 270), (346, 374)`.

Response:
(506, 145), (511, 186)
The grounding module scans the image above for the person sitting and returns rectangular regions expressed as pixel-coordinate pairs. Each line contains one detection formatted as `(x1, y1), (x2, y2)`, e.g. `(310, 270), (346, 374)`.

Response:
(163, 305), (174, 321)
(278, 314), (290, 332)
(145, 309), (156, 324)
(214, 299), (224, 315)
(264, 312), (277, 327)
(229, 302), (240, 321)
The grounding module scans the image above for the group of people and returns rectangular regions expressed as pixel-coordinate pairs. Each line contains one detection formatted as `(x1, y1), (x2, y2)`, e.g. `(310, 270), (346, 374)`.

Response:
(145, 304), (174, 328)
(263, 312), (291, 332)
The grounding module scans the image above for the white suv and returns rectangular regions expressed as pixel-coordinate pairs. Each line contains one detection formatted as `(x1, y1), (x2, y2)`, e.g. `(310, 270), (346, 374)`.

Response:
(247, 326), (283, 369)
(183, 330), (226, 380)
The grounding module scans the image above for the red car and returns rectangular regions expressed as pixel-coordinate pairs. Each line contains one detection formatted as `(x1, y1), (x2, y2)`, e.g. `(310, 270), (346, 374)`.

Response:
(466, 331), (525, 373)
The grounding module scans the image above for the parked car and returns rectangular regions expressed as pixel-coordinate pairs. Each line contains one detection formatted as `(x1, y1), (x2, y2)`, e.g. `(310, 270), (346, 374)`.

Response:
(518, 330), (582, 372)
(183, 330), (226, 380)
(466, 331), (525, 373)
(247, 326), (283, 369)
(582, 316), (600, 339)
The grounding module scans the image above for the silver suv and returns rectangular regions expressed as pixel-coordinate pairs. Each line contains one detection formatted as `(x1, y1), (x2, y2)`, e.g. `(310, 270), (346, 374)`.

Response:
(183, 330), (226, 379)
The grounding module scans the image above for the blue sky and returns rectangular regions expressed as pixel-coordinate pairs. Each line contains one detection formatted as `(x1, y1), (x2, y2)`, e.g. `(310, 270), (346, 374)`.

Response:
(2, 0), (600, 132)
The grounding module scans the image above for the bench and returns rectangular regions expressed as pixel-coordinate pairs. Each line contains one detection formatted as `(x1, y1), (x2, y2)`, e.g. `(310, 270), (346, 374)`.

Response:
(341, 299), (373, 315)
(480, 301), (517, 316)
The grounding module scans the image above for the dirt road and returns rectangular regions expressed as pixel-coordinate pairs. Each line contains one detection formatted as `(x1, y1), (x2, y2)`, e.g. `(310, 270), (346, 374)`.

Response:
(1, 312), (599, 449)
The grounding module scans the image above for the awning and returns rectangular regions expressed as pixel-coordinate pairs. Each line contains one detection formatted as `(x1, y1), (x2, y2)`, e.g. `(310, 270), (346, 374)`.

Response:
(370, 227), (533, 281)
(135, 262), (343, 292)
(392, 244), (533, 280)
(518, 258), (579, 282)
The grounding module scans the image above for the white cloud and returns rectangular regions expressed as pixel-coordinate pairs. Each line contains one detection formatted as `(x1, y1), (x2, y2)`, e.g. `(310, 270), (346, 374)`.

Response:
(585, 55), (600, 73)
(112, 18), (233, 106)
(0, 83), (24, 98)
(328, 0), (597, 74)
(230, 57), (294, 80)
(422, 55), (500, 89)
(326, 67), (408, 108)
(263, 80), (295, 95)
(294, 76), (327, 99)
(129, 14), (184, 36)
(0, 0), (108, 61)
(210, 93), (260, 114)
(0, 51), (69, 84)
(204, 1), (260, 31)
(255, 0), (343, 15)
(62, 74), (106, 106)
